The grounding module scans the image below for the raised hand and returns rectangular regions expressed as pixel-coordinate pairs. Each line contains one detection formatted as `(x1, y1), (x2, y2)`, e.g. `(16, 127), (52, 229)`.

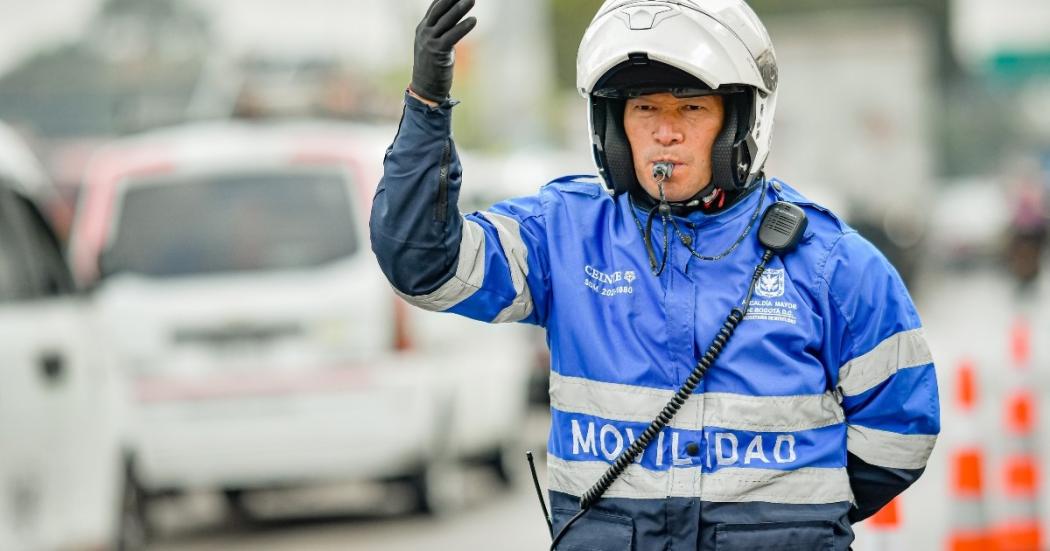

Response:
(410, 0), (478, 103)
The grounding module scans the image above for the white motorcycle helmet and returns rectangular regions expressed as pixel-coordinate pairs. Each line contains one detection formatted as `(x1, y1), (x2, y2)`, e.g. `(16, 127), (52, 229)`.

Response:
(577, 0), (779, 199)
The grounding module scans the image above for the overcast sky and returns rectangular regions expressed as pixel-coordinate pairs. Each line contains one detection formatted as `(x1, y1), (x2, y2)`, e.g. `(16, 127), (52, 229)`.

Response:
(0, 0), (1046, 77)
(0, 0), (102, 74)
(0, 0), (444, 77)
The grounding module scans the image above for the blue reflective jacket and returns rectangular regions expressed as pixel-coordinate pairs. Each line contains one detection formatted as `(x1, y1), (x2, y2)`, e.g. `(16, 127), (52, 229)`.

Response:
(371, 94), (940, 551)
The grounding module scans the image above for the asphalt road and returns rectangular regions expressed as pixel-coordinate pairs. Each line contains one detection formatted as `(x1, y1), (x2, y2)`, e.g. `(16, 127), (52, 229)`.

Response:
(150, 409), (554, 551)
(148, 474), (553, 551)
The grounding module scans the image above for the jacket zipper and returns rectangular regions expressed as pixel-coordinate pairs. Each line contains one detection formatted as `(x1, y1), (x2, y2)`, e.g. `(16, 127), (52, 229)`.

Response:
(435, 139), (451, 222)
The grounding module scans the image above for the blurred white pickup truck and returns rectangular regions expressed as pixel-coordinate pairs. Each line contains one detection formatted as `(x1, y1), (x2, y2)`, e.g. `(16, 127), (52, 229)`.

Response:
(67, 120), (532, 538)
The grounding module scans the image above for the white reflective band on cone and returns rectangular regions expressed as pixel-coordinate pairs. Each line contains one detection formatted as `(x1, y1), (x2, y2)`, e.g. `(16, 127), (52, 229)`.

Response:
(996, 498), (1041, 522)
(950, 497), (989, 532)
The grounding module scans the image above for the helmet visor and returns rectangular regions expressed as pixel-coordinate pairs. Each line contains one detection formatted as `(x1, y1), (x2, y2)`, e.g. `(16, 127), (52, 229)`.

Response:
(592, 84), (747, 99)
(591, 58), (746, 99)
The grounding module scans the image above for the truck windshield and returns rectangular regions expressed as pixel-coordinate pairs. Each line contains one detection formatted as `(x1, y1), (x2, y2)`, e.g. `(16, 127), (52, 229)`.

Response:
(104, 169), (357, 278)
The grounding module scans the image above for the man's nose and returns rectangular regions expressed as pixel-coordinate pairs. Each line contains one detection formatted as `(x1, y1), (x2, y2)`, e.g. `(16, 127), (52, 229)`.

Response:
(653, 117), (684, 146)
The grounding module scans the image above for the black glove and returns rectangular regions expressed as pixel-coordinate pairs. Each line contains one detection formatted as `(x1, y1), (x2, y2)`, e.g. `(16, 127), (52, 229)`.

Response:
(410, 0), (478, 103)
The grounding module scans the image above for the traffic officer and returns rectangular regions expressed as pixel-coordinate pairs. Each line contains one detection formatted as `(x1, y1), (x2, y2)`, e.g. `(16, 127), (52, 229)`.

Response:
(369, 0), (940, 549)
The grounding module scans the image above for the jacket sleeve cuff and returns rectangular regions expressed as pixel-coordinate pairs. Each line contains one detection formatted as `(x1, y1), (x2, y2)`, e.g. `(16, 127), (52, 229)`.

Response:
(846, 452), (924, 524)
(404, 89), (460, 113)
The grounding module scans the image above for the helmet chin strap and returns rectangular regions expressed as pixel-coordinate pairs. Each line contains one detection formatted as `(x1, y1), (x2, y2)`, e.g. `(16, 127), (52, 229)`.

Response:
(671, 183), (724, 210)
(633, 174), (723, 216)
(653, 163), (725, 211)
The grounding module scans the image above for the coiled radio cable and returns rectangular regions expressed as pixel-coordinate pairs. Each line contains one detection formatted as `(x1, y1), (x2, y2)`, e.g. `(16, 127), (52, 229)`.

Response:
(550, 249), (774, 550)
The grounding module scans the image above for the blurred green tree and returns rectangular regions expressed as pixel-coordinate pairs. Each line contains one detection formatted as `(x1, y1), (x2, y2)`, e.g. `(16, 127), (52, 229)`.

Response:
(549, 0), (604, 91)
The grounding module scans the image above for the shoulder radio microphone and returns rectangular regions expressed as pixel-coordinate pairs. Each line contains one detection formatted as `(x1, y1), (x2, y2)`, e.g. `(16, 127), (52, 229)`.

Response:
(758, 201), (807, 253)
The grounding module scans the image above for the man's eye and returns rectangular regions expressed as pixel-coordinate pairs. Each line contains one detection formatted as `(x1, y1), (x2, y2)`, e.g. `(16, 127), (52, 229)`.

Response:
(684, 104), (706, 112)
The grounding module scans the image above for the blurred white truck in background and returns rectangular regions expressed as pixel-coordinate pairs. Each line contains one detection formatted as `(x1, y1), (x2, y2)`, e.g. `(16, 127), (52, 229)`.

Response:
(67, 121), (533, 539)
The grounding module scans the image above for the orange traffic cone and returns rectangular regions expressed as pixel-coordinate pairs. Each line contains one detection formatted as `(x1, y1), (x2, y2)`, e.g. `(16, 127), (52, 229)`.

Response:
(947, 358), (992, 551)
(868, 497), (903, 550)
(993, 318), (1043, 551)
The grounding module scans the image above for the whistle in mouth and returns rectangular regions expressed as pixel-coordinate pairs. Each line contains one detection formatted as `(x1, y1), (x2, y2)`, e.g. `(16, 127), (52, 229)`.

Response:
(653, 162), (674, 181)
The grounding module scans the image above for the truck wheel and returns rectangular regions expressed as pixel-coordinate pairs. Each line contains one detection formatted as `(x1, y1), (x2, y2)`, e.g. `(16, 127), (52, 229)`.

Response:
(223, 489), (254, 525)
(412, 399), (465, 515)
(116, 461), (150, 551)
(409, 455), (465, 516)
(485, 440), (521, 487)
